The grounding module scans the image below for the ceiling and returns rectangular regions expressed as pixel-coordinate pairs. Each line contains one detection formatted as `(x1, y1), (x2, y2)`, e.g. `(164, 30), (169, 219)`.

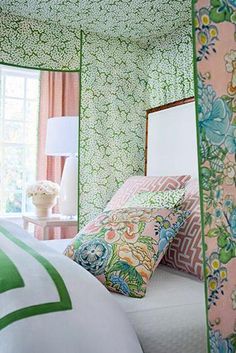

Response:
(0, 0), (191, 42)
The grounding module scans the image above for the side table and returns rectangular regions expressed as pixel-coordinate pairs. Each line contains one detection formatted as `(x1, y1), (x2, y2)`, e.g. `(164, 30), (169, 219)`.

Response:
(22, 213), (78, 240)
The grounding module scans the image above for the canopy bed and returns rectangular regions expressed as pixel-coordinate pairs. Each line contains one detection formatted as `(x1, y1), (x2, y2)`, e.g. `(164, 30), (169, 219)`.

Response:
(0, 1), (235, 352)
(0, 95), (207, 353)
(43, 97), (207, 353)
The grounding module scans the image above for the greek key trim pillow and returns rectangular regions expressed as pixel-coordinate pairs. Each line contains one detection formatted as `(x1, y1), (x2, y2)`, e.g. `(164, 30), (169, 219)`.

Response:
(162, 179), (203, 279)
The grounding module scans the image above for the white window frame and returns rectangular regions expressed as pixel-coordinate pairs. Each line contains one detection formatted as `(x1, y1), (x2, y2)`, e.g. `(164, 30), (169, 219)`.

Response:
(0, 65), (40, 216)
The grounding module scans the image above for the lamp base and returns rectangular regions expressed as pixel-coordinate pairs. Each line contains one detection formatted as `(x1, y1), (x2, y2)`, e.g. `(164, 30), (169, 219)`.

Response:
(59, 155), (78, 217)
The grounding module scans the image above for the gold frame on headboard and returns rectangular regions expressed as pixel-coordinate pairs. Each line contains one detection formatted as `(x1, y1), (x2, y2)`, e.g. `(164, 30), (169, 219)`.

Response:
(144, 96), (195, 176)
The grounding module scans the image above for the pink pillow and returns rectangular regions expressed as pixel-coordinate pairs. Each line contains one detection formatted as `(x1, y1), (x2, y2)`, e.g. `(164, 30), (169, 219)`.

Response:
(161, 179), (203, 279)
(105, 175), (191, 211)
(64, 207), (190, 298)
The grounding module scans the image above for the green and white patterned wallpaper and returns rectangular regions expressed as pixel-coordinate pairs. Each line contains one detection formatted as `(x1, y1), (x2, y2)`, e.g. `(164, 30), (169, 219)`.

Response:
(0, 2), (194, 227)
(79, 32), (149, 226)
(0, 0), (191, 43)
(79, 24), (194, 226)
(0, 10), (81, 71)
(147, 22), (194, 107)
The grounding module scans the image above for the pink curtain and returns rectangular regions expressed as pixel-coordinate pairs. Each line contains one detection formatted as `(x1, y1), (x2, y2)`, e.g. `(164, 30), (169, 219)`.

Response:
(36, 71), (79, 240)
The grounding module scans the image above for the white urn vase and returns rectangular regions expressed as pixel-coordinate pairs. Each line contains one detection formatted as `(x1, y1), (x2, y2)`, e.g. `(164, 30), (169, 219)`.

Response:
(32, 194), (57, 218)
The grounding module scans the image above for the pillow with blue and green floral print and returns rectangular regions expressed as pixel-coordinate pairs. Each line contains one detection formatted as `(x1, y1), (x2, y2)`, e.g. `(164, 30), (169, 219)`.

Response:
(123, 188), (185, 209)
(64, 207), (190, 298)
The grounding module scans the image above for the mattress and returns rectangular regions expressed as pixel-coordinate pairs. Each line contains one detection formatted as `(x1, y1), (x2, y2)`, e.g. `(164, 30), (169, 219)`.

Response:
(44, 239), (207, 353)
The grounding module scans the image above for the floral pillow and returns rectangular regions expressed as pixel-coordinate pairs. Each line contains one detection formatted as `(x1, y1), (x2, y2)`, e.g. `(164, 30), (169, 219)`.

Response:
(64, 207), (190, 298)
(124, 189), (185, 209)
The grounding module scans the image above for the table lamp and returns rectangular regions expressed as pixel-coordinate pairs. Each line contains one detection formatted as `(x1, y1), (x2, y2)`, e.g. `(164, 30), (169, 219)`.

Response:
(45, 116), (78, 217)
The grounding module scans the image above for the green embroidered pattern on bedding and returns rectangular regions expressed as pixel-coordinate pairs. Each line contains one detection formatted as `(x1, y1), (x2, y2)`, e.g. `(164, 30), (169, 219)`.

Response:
(0, 249), (24, 294)
(124, 189), (185, 209)
(0, 225), (72, 330)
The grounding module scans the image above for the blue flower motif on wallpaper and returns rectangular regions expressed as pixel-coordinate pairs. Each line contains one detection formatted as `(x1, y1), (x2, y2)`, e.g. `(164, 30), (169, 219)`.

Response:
(198, 78), (232, 145)
(229, 0), (236, 8)
(225, 126), (236, 153)
(210, 330), (234, 353)
(195, 7), (219, 61)
(229, 208), (236, 238)
(74, 239), (111, 276)
(198, 79), (216, 118)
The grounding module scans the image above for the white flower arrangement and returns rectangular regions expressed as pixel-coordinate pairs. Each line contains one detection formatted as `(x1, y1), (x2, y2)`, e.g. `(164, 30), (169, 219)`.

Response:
(26, 180), (60, 198)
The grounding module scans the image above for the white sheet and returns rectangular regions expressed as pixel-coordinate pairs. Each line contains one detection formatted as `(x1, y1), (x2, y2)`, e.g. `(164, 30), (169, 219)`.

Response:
(0, 222), (142, 353)
(44, 238), (70, 253)
(44, 239), (207, 353)
(113, 266), (207, 353)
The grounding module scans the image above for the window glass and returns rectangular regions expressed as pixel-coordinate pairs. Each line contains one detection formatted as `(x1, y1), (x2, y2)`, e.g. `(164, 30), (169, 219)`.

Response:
(0, 65), (40, 215)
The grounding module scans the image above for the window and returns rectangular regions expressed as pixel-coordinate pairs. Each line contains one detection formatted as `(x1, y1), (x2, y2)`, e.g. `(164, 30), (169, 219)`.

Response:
(0, 65), (40, 215)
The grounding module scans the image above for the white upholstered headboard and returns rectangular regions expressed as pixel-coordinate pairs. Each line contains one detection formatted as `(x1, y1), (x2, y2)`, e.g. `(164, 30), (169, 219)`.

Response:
(145, 98), (198, 178)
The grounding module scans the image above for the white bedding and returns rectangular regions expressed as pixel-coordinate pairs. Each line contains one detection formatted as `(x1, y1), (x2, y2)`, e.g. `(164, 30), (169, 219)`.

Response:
(0, 221), (143, 353)
(44, 239), (208, 353)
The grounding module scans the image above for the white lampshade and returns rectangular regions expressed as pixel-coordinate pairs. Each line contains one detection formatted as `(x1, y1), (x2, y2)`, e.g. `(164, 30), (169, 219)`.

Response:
(45, 116), (78, 217)
(45, 116), (78, 156)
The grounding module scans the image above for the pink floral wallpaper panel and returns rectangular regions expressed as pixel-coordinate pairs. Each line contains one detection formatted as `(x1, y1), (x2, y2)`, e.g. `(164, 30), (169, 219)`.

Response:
(194, 0), (236, 351)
